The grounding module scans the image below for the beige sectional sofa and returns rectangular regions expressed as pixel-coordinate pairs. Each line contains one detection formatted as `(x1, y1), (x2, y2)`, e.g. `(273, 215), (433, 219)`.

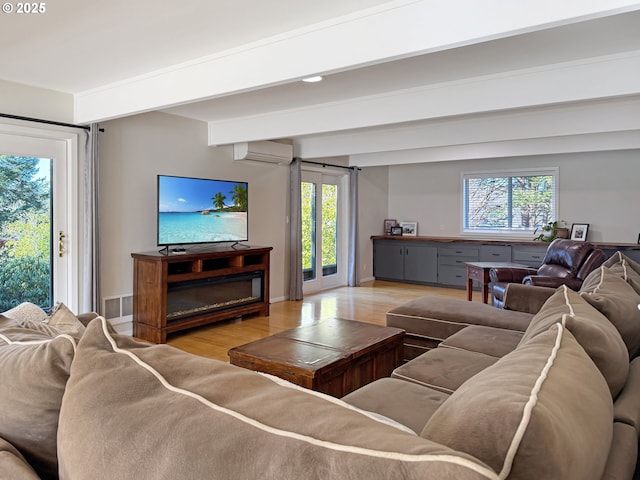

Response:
(1, 252), (639, 479)
(349, 251), (640, 479)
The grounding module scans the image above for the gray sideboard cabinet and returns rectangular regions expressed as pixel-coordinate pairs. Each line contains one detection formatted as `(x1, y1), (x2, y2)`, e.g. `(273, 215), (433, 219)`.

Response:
(373, 236), (640, 290)
(373, 241), (437, 284)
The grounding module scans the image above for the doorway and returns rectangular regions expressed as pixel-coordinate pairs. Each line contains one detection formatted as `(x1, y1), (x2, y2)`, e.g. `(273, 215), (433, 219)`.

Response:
(0, 129), (73, 311)
(301, 170), (347, 293)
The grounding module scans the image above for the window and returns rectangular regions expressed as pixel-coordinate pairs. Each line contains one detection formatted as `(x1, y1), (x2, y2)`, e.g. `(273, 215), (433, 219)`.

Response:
(462, 168), (558, 236)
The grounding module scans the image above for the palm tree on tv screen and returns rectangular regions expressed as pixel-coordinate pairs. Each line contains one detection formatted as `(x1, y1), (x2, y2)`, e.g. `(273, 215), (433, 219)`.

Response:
(212, 192), (226, 211)
(231, 184), (247, 211)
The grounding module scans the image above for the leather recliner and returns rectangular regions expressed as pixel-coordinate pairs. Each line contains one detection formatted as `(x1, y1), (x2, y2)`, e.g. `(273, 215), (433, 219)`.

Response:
(489, 238), (606, 308)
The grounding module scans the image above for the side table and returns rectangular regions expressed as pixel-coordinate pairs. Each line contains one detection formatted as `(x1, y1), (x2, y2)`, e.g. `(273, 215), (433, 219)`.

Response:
(465, 261), (530, 304)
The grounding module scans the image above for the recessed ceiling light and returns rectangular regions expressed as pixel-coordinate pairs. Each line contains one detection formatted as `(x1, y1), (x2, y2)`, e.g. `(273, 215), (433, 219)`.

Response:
(302, 76), (323, 83)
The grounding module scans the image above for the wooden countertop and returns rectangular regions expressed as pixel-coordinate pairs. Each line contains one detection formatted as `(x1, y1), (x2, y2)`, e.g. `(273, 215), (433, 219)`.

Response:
(370, 235), (640, 250)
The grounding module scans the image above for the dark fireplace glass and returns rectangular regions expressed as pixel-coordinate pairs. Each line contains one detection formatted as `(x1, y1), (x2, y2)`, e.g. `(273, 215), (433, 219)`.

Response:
(166, 271), (263, 322)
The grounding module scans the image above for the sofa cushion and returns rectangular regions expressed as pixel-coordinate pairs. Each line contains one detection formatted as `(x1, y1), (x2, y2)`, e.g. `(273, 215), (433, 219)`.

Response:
(342, 378), (450, 435)
(0, 437), (41, 480)
(518, 285), (629, 398)
(45, 302), (87, 340)
(601, 422), (638, 480)
(603, 251), (640, 294)
(0, 314), (77, 480)
(613, 357), (640, 430)
(422, 324), (613, 480)
(579, 266), (640, 358)
(58, 317), (497, 480)
(392, 348), (498, 394)
(2, 302), (48, 323)
(439, 325), (523, 358)
(386, 296), (533, 343)
(3, 302), (87, 341)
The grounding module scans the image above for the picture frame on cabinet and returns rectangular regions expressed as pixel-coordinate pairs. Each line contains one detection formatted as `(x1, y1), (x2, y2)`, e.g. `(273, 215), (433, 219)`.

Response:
(570, 223), (589, 241)
(390, 226), (403, 236)
(399, 221), (418, 236)
(384, 219), (397, 235)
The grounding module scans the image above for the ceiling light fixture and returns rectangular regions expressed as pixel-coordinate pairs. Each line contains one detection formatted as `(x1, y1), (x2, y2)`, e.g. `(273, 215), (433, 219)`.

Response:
(302, 76), (323, 83)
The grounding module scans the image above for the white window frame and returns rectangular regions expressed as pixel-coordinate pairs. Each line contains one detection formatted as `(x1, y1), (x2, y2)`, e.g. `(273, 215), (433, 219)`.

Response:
(461, 167), (558, 238)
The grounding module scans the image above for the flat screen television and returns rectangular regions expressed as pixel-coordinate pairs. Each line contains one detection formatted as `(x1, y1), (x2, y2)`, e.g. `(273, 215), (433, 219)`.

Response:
(157, 175), (248, 247)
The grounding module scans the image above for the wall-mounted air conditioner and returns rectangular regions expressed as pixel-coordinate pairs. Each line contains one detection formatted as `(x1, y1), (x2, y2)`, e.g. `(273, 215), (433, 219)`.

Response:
(233, 140), (293, 165)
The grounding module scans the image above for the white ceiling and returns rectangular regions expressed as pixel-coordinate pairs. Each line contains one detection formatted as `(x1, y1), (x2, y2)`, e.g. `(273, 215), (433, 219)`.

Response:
(2, 0), (640, 162)
(0, 0), (392, 93)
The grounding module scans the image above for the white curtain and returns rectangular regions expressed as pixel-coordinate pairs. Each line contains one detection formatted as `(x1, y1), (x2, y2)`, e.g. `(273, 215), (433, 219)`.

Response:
(81, 124), (100, 312)
(288, 158), (303, 300)
(348, 167), (360, 287)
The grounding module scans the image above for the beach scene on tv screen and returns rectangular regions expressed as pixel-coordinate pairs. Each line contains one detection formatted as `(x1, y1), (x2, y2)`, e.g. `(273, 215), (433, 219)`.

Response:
(158, 176), (248, 244)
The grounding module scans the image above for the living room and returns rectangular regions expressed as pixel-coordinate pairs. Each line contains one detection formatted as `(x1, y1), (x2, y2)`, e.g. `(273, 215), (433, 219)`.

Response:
(4, 3), (640, 479)
(1, 3), (640, 325)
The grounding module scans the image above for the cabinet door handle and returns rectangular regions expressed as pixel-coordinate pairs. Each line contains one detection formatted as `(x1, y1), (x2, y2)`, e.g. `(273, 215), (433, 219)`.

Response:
(492, 253), (500, 256)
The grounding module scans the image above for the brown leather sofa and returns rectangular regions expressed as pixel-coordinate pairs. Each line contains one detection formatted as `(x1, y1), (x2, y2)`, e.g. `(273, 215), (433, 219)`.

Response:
(490, 238), (606, 308)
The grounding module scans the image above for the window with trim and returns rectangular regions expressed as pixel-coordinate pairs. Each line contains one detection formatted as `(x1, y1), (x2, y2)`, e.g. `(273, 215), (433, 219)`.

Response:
(462, 168), (558, 236)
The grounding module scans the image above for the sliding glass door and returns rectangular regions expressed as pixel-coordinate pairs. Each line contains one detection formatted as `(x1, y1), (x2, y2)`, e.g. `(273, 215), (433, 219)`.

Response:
(301, 171), (347, 293)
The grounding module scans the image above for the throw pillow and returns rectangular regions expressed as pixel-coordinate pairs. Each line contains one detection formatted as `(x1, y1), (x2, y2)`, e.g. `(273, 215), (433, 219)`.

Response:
(518, 285), (629, 398)
(2, 302), (48, 324)
(422, 324), (613, 480)
(602, 252), (640, 294)
(579, 266), (640, 358)
(58, 317), (495, 480)
(0, 315), (77, 480)
(46, 302), (86, 340)
(20, 319), (65, 338)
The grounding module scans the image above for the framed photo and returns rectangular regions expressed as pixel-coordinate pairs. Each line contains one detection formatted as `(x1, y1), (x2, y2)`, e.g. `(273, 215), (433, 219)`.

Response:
(384, 219), (397, 235)
(390, 226), (403, 236)
(570, 223), (589, 242)
(399, 221), (418, 237)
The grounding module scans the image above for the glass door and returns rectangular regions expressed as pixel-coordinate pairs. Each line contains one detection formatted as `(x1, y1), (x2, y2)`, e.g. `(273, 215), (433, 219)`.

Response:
(301, 171), (347, 293)
(0, 131), (70, 311)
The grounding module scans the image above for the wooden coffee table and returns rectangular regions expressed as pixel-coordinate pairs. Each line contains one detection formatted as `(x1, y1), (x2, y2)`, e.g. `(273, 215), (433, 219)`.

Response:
(228, 318), (405, 397)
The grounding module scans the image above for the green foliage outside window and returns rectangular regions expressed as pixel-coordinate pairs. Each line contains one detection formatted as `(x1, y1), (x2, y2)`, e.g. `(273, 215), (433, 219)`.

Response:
(301, 182), (338, 278)
(464, 172), (556, 233)
(0, 155), (51, 311)
(321, 184), (337, 267)
(301, 182), (315, 272)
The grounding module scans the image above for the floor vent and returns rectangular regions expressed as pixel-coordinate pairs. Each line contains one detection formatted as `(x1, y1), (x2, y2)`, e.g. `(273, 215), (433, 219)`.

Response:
(102, 295), (134, 335)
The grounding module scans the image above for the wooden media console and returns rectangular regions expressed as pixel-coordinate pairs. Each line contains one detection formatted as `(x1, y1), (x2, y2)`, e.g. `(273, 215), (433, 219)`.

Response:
(131, 246), (272, 343)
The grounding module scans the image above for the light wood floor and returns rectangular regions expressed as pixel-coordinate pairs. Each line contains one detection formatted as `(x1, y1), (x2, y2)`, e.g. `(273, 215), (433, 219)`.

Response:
(167, 280), (476, 362)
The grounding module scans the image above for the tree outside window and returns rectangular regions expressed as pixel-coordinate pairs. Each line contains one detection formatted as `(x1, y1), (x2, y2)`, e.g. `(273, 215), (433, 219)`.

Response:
(463, 169), (557, 235)
(0, 155), (52, 310)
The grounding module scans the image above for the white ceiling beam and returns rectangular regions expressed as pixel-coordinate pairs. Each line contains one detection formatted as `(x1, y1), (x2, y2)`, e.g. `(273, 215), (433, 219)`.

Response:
(294, 95), (640, 159)
(75, 0), (640, 123)
(349, 130), (640, 167)
(207, 51), (640, 146)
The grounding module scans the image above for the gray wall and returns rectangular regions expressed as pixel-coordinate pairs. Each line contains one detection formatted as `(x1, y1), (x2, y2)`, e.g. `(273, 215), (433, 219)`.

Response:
(97, 111), (386, 310)
(98, 111), (639, 320)
(387, 151), (640, 243)
(99, 112), (290, 305)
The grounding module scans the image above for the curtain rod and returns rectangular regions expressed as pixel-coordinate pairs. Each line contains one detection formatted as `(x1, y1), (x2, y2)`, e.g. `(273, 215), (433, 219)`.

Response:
(301, 159), (361, 171)
(0, 112), (92, 131)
